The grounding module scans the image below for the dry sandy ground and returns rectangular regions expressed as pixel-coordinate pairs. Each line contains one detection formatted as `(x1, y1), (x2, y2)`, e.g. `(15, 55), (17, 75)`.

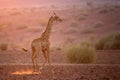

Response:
(0, 64), (120, 80)
(0, 50), (120, 80)
(0, 50), (120, 64)
(0, 4), (120, 80)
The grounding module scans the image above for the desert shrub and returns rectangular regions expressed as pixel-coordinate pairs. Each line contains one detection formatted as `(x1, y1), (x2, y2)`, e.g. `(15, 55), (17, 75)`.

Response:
(70, 22), (78, 27)
(114, 5), (120, 9)
(116, 21), (120, 25)
(51, 46), (62, 51)
(93, 21), (104, 28)
(0, 43), (8, 51)
(78, 15), (86, 21)
(80, 42), (90, 47)
(74, 12), (87, 21)
(95, 32), (120, 50)
(81, 27), (94, 34)
(65, 43), (96, 64)
(78, 10), (88, 16)
(86, 1), (94, 10)
(99, 8), (108, 14)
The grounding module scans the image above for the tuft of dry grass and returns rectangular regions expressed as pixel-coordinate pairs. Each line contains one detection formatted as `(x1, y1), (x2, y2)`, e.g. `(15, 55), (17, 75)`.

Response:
(81, 27), (94, 34)
(116, 21), (120, 25)
(64, 43), (96, 64)
(98, 8), (109, 14)
(81, 21), (104, 34)
(51, 45), (62, 51)
(0, 43), (8, 51)
(95, 32), (120, 50)
(78, 15), (87, 21)
(70, 22), (78, 27)
(93, 21), (104, 28)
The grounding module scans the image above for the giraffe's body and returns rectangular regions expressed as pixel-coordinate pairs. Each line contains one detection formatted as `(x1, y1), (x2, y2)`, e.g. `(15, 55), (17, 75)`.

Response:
(31, 13), (62, 72)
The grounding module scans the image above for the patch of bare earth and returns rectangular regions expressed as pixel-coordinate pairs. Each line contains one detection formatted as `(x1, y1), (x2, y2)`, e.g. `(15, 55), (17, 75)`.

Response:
(0, 50), (120, 64)
(0, 50), (120, 80)
(0, 64), (120, 80)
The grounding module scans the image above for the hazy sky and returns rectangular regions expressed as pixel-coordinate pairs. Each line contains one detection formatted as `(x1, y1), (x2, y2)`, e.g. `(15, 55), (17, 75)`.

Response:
(0, 0), (119, 8)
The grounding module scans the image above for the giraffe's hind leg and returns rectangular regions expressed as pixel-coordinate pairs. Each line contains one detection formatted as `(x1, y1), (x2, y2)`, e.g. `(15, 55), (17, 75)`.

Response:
(31, 47), (38, 72)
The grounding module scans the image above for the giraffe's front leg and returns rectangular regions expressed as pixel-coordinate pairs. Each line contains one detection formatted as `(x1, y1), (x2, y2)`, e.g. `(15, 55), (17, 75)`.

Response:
(46, 48), (54, 74)
(39, 49), (47, 70)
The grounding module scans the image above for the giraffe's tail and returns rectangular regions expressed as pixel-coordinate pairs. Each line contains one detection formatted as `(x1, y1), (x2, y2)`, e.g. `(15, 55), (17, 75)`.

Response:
(22, 48), (28, 52)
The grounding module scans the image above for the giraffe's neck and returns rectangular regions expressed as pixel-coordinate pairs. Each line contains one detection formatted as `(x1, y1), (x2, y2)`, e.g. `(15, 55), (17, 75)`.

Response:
(41, 16), (53, 40)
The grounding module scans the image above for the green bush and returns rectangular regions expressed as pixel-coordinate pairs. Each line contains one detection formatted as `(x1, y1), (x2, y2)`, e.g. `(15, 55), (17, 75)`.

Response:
(64, 43), (96, 64)
(95, 32), (120, 50)
(0, 43), (8, 51)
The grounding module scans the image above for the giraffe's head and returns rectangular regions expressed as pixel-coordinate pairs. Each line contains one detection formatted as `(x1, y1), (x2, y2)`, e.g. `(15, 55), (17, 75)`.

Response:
(52, 13), (62, 22)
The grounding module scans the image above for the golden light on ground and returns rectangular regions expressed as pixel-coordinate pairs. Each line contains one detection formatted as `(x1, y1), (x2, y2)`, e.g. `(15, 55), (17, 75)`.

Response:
(12, 70), (39, 75)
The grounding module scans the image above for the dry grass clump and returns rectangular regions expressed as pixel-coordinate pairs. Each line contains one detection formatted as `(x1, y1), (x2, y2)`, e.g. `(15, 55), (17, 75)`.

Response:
(78, 15), (86, 21)
(86, 1), (94, 10)
(114, 5), (120, 9)
(70, 22), (78, 27)
(73, 11), (88, 22)
(81, 21), (104, 34)
(93, 21), (104, 28)
(51, 46), (62, 51)
(64, 42), (96, 64)
(116, 21), (120, 25)
(0, 43), (8, 51)
(81, 27), (94, 34)
(98, 8), (109, 14)
(95, 32), (120, 50)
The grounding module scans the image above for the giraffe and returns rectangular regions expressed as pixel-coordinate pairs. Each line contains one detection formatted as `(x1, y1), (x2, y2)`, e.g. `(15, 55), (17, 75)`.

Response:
(30, 13), (62, 72)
